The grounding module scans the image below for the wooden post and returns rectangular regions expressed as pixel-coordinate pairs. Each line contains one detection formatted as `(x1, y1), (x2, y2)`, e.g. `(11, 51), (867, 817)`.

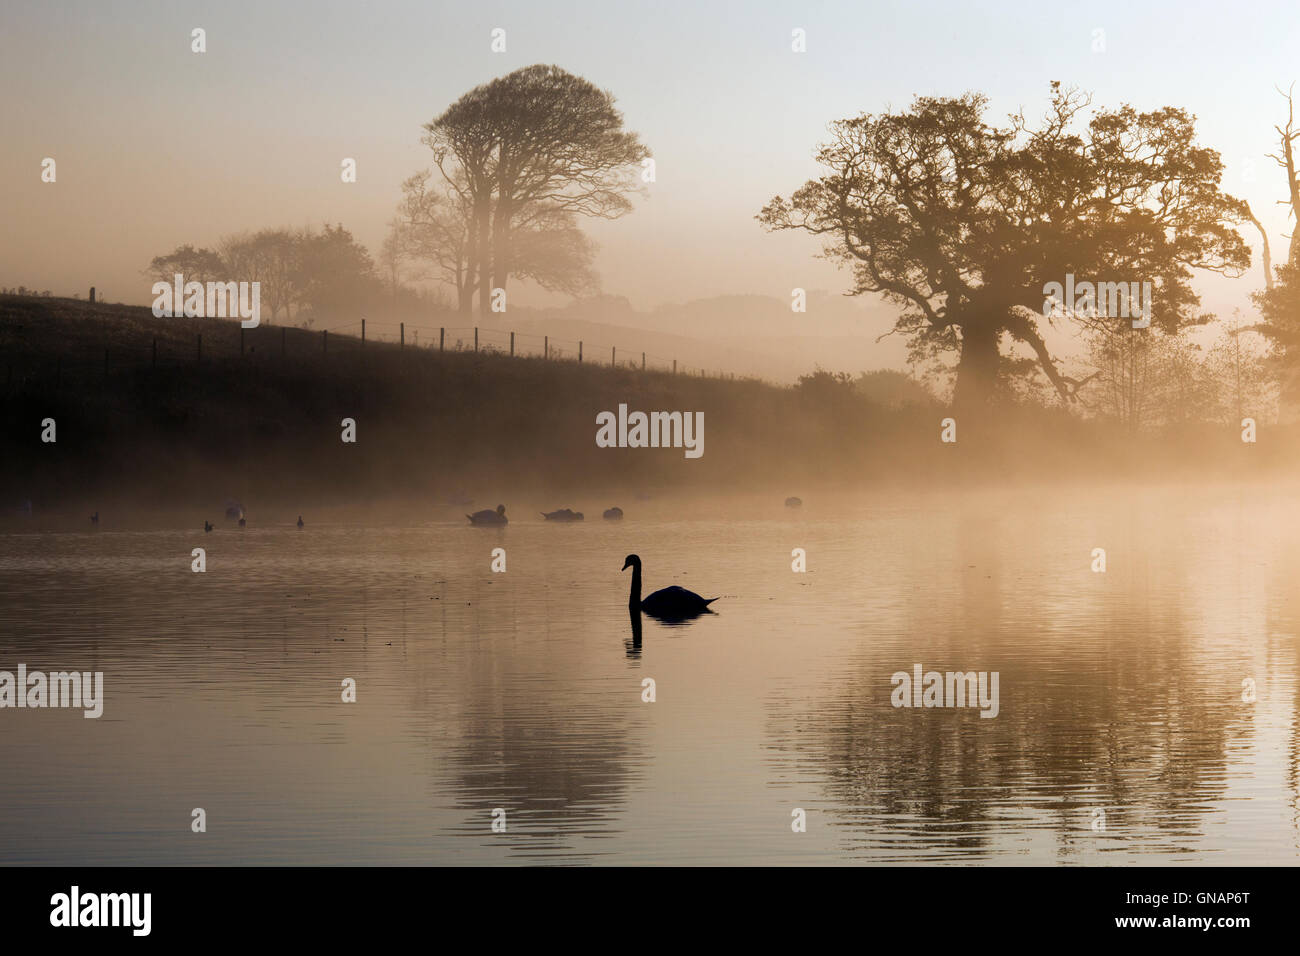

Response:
(89, 286), (96, 303)
(612, 346), (616, 366)
(361, 318), (366, 346)
(579, 341), (583, 363)
(510, 331), (514, 356)
(440, 327), (445, 351)
(152, 338), (157, 368)
(544, 335), (548, 359)
(673, 359), (677, 375)
(642, 352), (645, 370)
(400, 322), (404, 348)
(474, 327), (478, 352)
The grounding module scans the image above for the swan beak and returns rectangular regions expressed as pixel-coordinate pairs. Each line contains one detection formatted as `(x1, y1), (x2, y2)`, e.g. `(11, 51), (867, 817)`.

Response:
(621, 559), (631, 571)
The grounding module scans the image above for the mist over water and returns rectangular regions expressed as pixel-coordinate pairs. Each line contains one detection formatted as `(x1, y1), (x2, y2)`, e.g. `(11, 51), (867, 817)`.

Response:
(1, 484), (1295, 865)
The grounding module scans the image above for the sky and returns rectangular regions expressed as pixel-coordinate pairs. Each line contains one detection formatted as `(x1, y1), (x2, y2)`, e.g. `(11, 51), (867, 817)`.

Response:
(3, 0), (1299, 328)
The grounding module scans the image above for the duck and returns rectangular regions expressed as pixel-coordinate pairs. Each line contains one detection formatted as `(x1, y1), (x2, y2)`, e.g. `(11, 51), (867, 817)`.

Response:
(622, 554), (718, 620)
(785, 496), (802, 508)
(468, 504), (508, 526)
(204, 520), (213, 532)
(542, 508), (584, 522)
(603, 507), (624, 520)
(297, 516), (304, 529)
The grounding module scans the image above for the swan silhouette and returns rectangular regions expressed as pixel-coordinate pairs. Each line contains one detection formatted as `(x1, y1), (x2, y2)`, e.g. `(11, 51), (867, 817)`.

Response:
(468, 504), (508, 526)
(622, 554), (718, 621)
(785, 496), (802, 508)
(603, 507), (624, 520)
(542, 508), (583, 522)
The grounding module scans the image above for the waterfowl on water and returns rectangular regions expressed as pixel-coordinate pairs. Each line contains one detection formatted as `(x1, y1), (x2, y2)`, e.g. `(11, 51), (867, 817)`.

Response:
(204, 520), (213, 532)
(297, 516), (304, 529)
(785, 496), (802, 508)
(603, 507), (624, 520)
(622, 553), (718, 620)
(468, 504), (508, 526)
(542, 508), (584, 522)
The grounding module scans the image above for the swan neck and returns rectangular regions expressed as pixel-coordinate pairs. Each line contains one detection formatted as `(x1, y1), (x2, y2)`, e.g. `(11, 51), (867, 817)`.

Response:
(629, 563), (642, 609)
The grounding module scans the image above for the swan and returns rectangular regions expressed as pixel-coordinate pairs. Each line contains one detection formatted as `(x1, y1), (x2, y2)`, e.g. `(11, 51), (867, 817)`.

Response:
(603, 507), (624, 520)
(204, 520), (213, 532)
(297, 516), (304, 529)
(622, 554), (718, 620)
(542, 508), (584, 522)
(785, 496), (802, 508)
(468, 504), (508, 526)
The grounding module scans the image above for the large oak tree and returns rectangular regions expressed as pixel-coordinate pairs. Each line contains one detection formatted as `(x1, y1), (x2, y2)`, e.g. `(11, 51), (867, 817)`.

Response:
(759, 84), (1251, 407)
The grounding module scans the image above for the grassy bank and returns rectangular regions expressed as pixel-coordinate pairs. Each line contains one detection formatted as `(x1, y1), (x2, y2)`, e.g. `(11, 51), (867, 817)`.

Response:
(0, 294), (1290, 514)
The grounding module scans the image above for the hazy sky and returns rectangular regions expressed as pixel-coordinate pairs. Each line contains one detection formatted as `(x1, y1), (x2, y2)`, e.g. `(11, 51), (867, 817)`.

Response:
(3, 0), (1299, 323)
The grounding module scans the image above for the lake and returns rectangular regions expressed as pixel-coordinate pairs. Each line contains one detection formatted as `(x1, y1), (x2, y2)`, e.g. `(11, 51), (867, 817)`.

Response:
(1, 484), (1297, 865)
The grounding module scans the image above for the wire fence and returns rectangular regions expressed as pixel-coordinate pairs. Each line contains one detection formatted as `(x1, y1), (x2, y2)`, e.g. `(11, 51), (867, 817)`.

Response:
(0, 313), (747, 389)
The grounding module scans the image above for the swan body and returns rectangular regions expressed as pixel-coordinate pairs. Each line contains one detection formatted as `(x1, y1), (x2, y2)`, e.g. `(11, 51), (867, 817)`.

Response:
(468, 504), (508, 526)
(542, 508), (583, 522)
(603, 507), (624, 520)
(785, 496), (802, 508)
(622, 553), (717, 620)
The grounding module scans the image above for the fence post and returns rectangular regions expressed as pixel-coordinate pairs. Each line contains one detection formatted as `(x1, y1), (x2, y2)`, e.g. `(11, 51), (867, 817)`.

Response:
(152, 338), (157, 369)
(400, 322), (404, 348)
(544, 335), (548, 359)
(361, 318), (366, 347)
(323, 330), (328, 354)
(579, 341), (583, 363)
(474, 327), (478, 352)
(510, 331), (514, 356)
(612, 346), (616, 366)
(673, 359), (677, 375)
(642, 352), (645, 370)
(440, 327), (445, 351)
(197, 333), (202, 363)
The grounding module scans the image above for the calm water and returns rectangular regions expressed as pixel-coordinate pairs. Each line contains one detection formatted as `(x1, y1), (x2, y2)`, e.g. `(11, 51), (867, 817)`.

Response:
(1, 485), (1298, 865)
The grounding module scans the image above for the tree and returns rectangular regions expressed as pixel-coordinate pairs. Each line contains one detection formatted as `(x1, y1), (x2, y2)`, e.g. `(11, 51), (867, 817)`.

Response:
(293, 224), (378, 325)
(145, 244), (225, 285)
(759, 84), (1251, 409)
(422, 64), (648, 311)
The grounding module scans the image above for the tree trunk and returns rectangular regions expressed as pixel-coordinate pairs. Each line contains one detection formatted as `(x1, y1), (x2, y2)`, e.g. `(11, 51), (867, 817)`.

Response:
(952, 321), (1001, 409)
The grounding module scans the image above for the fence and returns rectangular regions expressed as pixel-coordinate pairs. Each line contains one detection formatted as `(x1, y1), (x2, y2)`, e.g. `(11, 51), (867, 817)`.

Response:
(0, 312), (747, 389)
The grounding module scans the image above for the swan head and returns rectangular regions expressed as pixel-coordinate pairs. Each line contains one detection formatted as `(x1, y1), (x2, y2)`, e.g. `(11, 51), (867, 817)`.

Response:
(622, 554), (641, 571)
(496, 504), (506, 516)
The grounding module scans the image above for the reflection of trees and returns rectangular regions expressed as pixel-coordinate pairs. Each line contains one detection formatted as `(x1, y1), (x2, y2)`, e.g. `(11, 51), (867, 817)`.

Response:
(767, 502), (1255, 860)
